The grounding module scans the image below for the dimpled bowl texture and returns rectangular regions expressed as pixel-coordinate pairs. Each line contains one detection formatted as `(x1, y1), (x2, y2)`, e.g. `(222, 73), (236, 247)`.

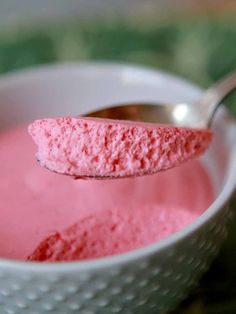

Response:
(0, 63), (236, 314)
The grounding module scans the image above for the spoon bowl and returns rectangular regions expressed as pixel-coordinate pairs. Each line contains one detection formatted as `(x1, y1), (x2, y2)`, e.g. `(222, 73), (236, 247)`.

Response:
(86, 102), (202, 128)
(86, 70), (236, 128)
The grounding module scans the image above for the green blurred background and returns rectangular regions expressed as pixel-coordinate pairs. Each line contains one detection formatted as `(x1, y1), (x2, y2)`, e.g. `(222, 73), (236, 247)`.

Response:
(1, 9), (236, 115)
(0, 1), (235, 313)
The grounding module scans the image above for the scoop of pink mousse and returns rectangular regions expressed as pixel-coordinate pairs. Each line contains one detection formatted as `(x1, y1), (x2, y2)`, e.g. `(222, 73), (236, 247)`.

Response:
(28, 117), (212, 178)
(27, 204), (198, 262)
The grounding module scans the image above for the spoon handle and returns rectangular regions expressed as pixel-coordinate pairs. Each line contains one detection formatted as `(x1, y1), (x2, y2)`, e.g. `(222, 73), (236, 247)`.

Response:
(197, 70), (236, 126)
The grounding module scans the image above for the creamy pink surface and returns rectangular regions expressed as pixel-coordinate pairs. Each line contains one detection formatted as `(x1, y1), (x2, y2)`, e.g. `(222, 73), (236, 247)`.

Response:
(29, 117), (212, 178)
(28, 205), (198, 262)
(0, 124), (213, 261)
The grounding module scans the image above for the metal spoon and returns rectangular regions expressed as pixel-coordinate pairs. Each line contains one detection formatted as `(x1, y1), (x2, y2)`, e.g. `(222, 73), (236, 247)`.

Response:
(86, 70), (236, 128)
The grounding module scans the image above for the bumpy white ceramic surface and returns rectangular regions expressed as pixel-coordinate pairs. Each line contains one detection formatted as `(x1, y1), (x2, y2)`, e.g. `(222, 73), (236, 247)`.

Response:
(0, 63), (236, 314)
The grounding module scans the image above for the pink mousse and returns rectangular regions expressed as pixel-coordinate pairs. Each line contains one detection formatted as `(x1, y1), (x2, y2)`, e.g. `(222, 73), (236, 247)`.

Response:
(0, 124), (213, 261)
(28, 205), (198, 262)
(28, 117), (212, 178)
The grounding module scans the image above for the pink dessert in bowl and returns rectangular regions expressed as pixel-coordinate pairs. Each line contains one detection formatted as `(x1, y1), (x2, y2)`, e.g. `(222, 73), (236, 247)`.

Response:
(24, 115), (212, 262)
(0, 122), (213, 262)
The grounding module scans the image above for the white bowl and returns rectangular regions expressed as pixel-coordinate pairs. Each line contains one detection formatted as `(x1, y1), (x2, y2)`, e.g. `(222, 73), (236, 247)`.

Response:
(0, 62), (236, 314)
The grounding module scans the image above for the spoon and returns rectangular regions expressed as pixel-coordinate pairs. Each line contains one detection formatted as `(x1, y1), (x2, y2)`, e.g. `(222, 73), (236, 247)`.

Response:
(29, 70), (236, 179)
(86, 70), (236, 128)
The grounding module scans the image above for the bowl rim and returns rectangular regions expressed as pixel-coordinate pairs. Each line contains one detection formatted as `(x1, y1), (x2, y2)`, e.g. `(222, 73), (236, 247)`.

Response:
(0, 61), (236, 272)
